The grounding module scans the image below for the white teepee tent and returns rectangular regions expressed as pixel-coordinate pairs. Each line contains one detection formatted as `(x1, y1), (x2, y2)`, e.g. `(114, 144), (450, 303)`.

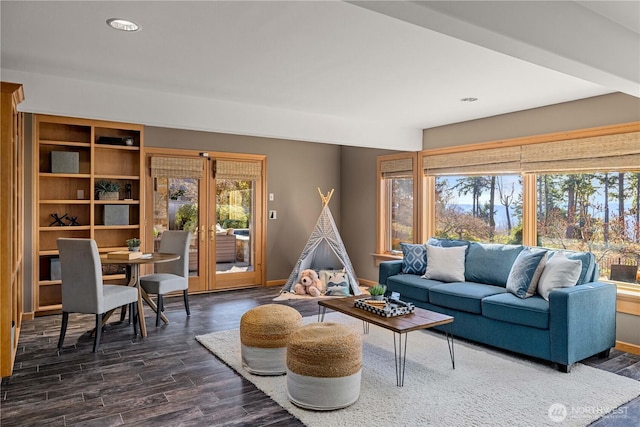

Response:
(282, 189), (361, 295)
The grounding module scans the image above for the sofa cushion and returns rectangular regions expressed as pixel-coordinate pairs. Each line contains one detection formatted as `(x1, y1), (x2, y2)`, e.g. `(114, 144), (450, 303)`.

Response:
(386, 275), (443, 303)
(465, 243), (523, 287)
(506, 248), (547, 298)
(482, 293), (550, 329)
(422, 245), (466, 282)
(429, 282), (506, 314)
(427, 237), (470, 252)
(400, 243), (427, 275)
(538, 252), (582, 301)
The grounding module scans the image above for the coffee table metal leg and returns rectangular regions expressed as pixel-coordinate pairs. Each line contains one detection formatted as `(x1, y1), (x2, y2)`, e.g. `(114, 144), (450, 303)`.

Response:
(362, 321), (369, 334)
(446, 324), (455, 369)
(393, 332), (408, 387)
(318, 306), (327, 322)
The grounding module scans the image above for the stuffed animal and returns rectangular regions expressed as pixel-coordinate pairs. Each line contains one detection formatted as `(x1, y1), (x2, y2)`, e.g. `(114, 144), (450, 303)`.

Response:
(294, 269), (325, 297)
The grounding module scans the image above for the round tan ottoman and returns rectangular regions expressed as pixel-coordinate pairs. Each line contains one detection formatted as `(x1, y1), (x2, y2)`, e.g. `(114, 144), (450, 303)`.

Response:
(286, 322), (362, 410)
(240, 304), (302, 375)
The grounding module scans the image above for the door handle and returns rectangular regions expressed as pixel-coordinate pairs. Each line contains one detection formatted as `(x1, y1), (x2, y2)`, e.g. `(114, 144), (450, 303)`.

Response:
(199, 225), (206, 242)
(210, 225), (216, 242)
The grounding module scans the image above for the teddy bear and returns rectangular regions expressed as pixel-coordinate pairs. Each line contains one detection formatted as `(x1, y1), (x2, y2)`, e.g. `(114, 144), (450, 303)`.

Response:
(294, 269), (325, 297)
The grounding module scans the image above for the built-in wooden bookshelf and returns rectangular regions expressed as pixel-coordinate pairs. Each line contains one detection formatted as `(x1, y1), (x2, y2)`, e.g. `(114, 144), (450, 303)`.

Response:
(34, 115), (144, 314)
(1, 82), (25, 377)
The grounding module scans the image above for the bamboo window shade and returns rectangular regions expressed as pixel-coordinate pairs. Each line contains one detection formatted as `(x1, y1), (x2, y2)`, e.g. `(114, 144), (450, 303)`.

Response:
(423, 146), (521, 176)
(520, 131), (640, 173)
(380, 157), (413, 178)
(151, 156), (205, 179)
(215, 160), (262, 181)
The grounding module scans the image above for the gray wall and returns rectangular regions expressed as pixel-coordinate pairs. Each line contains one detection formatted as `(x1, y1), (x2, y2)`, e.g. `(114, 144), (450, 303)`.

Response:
(144, 126), (342, 283)
(424, 93), (640, 149)
(340, 146), (397, 284)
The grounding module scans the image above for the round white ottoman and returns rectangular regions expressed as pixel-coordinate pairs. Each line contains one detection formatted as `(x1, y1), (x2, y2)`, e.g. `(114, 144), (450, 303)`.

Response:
(240, 304), (302, 375)
(287, 322), (362, 410)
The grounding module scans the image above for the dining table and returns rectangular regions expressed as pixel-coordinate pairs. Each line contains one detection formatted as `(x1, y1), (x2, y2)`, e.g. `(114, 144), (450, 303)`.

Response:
(100, 252), (180, 337)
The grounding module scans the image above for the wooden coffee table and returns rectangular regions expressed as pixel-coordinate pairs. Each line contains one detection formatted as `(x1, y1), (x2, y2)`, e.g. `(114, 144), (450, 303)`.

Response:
(318, 296), (455, 387)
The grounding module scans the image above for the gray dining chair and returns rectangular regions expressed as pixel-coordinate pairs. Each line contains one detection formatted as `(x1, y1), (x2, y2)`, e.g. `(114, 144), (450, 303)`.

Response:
(140, 230), (191, 327)
(57, 238), (139, 352)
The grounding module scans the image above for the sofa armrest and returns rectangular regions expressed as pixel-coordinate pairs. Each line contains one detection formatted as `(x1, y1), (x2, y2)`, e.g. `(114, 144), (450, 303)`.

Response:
(379, 260), (403, 285)
(549, 281), (617, 366)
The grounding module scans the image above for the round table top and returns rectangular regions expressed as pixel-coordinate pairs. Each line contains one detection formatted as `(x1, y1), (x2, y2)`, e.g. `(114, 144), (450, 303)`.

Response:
(100, 252), (180, 265)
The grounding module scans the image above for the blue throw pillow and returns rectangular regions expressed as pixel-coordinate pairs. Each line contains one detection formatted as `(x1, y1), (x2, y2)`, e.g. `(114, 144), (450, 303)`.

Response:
(401, 243), (427, 275)
(506, 248), (547, 299)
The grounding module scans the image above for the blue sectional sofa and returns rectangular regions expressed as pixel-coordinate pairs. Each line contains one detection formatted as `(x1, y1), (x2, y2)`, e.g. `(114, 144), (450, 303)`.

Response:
(379, 239), (617, 372)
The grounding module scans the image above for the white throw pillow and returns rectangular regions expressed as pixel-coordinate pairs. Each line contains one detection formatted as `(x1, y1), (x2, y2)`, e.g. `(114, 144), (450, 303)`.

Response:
(537, 252), (582, 301)
(422, 245), (466, 282)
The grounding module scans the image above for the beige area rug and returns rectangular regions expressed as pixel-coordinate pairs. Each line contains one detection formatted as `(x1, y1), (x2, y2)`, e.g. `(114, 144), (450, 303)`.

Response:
(196, 313), (640, 427)
(273, 287), (370, 301)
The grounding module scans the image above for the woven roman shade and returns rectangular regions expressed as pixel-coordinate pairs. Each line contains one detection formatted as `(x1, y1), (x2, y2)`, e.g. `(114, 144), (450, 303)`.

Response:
(380, 157), (413, 178)
(151, 156), (205, 179)
(215, 160), (262, 181)
(423, 146), (521, 176)
(521, 132), (640, 173)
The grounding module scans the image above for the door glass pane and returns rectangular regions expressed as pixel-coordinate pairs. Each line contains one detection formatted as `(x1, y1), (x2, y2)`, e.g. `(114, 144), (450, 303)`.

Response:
(153, 177), (199, 276)
(215, 179), (253, 273)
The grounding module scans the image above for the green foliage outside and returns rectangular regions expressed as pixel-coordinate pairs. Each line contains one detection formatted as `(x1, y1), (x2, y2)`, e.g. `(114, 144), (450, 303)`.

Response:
(175, 203), (198, 232)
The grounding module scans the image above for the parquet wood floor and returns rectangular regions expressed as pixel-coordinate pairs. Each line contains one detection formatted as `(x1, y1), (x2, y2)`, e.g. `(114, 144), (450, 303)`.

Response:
(1, 287), (638, 426)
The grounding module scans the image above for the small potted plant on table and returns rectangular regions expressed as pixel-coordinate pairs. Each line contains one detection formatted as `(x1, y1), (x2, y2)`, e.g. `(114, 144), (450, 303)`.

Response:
(126, 238), (141, 252)
(368, 284), (387, 300)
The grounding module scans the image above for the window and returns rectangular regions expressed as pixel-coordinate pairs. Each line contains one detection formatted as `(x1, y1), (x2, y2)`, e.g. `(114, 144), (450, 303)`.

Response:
(537, 172), (640, 284)
(434, 175), (523, 243)
(377, 154), (417, 254)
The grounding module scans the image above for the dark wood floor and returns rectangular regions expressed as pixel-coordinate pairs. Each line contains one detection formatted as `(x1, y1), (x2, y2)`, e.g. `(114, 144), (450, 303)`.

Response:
(1, 287), (639, 426)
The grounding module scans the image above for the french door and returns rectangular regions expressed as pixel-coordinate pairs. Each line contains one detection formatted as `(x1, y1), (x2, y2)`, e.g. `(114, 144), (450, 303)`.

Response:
(145, 149), (265, 292)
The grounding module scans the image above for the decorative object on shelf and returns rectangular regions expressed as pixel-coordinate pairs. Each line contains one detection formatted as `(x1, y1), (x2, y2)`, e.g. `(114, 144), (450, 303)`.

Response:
(98, 136), (134, 146)
(95, 180), (120, 200)
(367, 284), (386, 301)
(66, 216), (80, 226)
(104, 205), (129, 225)
(49, 213), (69, 226)
(126, 238), (141, 252)
(124, 182), (132, 200)
(51, 151), (79, 173)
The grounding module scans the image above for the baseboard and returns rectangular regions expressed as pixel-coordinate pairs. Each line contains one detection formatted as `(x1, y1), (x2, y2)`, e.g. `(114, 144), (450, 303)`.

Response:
(266, 280), (286, 287)
(615, 340), (640, 355)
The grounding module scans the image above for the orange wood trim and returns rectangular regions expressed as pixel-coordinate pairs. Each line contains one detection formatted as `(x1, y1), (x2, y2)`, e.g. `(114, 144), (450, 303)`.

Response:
(521, 174), (537, 246)
(615, 341), (640, 356)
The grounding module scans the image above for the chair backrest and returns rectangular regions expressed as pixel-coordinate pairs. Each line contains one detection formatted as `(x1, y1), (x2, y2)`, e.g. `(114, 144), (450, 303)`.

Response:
(56, 238), (103, 314)
(156, 230), (191, 277)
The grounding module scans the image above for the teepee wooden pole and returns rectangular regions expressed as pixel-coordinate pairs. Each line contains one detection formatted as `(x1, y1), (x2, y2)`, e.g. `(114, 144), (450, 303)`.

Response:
(318, 188), (334, 207)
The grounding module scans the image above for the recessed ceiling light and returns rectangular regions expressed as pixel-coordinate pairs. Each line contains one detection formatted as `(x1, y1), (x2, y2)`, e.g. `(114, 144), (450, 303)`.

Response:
(106, 18), (140, 32)
(460, 97), (478, 102)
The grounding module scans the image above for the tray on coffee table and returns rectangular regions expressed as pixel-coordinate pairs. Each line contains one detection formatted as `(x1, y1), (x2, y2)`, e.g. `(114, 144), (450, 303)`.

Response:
(354, 297), (415, 317)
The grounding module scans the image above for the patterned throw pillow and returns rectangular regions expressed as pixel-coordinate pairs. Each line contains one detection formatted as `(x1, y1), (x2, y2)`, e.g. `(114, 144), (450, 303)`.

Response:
(506, 248), (547, 299)
(401, 243), (427, 275)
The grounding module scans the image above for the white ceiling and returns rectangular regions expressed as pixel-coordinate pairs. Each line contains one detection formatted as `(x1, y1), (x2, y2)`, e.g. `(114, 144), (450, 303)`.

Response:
(1, 1), (638, 151)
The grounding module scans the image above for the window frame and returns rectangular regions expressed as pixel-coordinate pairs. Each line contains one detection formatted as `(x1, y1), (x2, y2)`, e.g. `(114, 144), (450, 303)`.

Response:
(376, 153), (419, 257)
